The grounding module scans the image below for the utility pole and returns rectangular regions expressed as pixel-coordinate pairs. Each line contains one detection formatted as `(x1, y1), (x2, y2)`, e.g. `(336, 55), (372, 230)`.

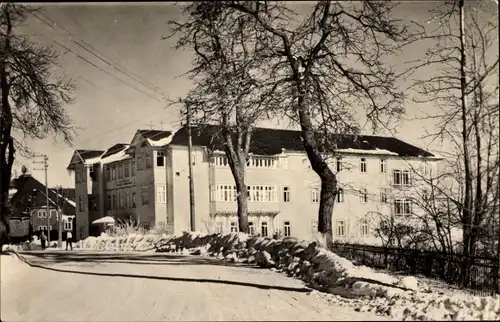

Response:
(186, 103), (196, 232)
(56, 185), (63, 248)
(33, 154), (50, 245)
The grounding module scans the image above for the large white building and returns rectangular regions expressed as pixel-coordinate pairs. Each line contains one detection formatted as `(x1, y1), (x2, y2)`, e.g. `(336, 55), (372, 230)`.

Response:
(66, 124), (442, 242)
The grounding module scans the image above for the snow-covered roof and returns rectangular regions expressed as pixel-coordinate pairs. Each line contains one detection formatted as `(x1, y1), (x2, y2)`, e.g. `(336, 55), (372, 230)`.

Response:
(147, 135), (173, 147)
(100, 148), (132, 165)
(335, 148), (399, 156)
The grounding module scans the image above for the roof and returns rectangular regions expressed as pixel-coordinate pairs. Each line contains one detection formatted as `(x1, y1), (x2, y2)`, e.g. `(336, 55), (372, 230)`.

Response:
(137, 129), (172, 142)
(100, 143), (129, 159)
(170, 124), (437, 158)
(67, 149), (105, 170)
(9, 174), (76, 217)
(77, 149), (104, 160)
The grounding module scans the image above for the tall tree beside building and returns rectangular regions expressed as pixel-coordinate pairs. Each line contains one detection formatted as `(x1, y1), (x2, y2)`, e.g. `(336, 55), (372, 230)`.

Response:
(408, 0), (499, 286)
(170, 1), (419, 244)
(169, 4), (284, 233)
(0, 4), (75, 248)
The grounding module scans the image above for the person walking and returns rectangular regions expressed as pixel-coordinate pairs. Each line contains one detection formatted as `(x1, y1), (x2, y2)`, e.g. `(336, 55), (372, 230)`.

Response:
(40, 231), (47, 251)
(66, 231), (73, 250)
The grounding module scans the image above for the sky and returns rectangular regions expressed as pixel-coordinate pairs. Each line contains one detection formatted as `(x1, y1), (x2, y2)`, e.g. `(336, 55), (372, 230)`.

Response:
(11, 1), (490, 188)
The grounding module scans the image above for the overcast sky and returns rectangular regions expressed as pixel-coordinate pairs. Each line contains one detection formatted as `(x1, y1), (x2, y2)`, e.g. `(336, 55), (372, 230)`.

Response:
(13, 1), (493, 187)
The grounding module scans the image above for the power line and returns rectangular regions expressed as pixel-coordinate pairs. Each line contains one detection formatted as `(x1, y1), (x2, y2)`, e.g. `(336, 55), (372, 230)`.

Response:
(58, 10), (167, 99)
(36, 11), (168, 100)
(28, 14), (164, 103)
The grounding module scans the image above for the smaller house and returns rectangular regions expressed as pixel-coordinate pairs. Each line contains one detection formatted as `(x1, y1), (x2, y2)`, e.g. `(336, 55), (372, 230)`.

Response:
(9, 170), (76, 242)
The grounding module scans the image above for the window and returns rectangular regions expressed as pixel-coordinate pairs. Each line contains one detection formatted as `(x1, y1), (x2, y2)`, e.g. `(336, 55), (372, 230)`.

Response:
(64, 220), (73, 231)
(261, 222), (268, 237)
(157, 151), (165, 167)
(145, 151), (153, 168)
(118, 163), (123, 179)
(230, 221), (238, 233)
(360, 219), (369, 236)
(124, 162), (130, 177)
(214, 185), (237, 202)
(336, 220), (346, 237)
(131, 158), (136, 176)
(107, 195), (111, 210)
(380, 159), (387, 173)
(248, 156), (278, 168)
(125, 190), (130, 208)
(132, 191), (136, 208)
(215, 222), (223, 234)
(394, 199), (412, 216)
(360, 189), (368, 203)
(38, 225), (47, 231)
(282, 157), (289, 169)
(422, 189), (429, 201)
(111, 166), (116, 180)
(76, 169), (82, 183)
(112, 193), (116, 210)
(312, 187), (320, 203)
(282, 186), (291, 203)
(137, 155), (144, 170)
(247, 185), (278, 202)
(213, 154), (228, 166)
(283, 221), (291, 237)
(142, 185), (149, 205)
(337, 188), (344, 203)
(156, 185), (166, 203)
(79, 196), (84, 212)
(380, 189), (388, 203)
(336, 157), (342, 172)
(38, 210), (46, 218)
(105, 166), (111, 181)
(118, 190), (124, 208)
(248, 222), (255, 235)
(393, 169), (411, 186)
(360, 158), (367, 173)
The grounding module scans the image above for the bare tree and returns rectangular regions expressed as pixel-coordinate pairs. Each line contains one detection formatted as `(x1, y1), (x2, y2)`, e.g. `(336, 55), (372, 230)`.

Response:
(170, 1), (419, 245)
(168, 5), (285, 232)
(0, 4), (75, 249)
(407, 0), (499, 286)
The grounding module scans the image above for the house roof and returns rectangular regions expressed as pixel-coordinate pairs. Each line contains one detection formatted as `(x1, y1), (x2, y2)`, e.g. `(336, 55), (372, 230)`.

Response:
(101, 143), (129, 159)
(137, 129), (172, 142)
(9, 174), (76, 217)
(170, 124), (437, 158)
(77, 149), (104, 160)
(66, 149), (105, 170)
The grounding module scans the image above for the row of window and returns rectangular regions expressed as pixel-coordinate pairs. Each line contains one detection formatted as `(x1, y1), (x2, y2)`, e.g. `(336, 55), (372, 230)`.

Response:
(216, 220), (291, 237)
(36, 210), (57, 218)
(212, 155), (284, 169)
(37, 221), (72, 231)
(105, 185), (166, 211)
(211, 185), (280, 203)
(219, 219), (371, 238)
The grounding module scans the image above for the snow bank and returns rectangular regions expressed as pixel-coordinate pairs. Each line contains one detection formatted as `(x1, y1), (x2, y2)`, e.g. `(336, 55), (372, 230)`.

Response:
(76, 232), (500, 321)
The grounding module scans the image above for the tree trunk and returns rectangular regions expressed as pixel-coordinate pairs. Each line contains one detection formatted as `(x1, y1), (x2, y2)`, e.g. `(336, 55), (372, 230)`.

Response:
(0, 10), (14, 251)
(235, 179), (249, 233)
(296, 82), (337, 247)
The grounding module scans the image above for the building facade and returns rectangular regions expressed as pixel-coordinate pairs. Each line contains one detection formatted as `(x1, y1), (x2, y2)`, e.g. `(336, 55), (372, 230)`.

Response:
(9, 172), (76, 241)
(67, 125), (441, 242)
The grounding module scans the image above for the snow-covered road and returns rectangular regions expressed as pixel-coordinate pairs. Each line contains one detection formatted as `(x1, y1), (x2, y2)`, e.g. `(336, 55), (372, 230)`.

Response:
(2, 251), (392, 321)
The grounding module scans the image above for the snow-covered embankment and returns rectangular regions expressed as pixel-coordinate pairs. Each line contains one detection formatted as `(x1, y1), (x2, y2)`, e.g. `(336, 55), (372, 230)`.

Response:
(77, 232), (500, 321)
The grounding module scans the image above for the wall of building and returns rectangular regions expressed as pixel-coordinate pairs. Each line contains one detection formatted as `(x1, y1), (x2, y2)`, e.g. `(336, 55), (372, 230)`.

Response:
(74, 164), (90, 240)
(166, 147), (439, 243)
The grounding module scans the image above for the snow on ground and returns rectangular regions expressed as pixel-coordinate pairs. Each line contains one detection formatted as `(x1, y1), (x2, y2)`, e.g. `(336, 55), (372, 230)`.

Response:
(73, 232), (500, 321)
(3, 251), (391, 321)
